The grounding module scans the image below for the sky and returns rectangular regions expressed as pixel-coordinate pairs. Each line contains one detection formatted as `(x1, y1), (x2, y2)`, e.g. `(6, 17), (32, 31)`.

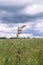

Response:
(0, 0), (43, 38)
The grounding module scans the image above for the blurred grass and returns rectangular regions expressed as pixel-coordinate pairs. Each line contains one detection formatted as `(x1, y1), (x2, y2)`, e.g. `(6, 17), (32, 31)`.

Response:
(0, 38), (43, 65)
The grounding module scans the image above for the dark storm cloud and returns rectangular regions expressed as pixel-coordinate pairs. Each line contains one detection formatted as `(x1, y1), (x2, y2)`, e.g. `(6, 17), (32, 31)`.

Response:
(0, 6), (24, 12)
(0, 6), (43, 24)
(1, 13), (43, 23)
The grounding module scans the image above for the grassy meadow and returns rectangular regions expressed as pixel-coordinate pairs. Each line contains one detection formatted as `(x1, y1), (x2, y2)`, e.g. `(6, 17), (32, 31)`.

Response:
(0, 38), (43, 65)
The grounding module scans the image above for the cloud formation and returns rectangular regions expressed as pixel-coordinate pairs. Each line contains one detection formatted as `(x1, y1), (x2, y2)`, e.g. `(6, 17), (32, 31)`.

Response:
(0, 0), (43, 38)
(23, 4), (43, 15)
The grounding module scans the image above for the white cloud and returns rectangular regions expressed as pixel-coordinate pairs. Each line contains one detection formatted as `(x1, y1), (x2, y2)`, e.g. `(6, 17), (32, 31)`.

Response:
(0, 24), (9, 32)
(0, 21), (43, 38)
(0, 23), (17, 32)
(19, 33), (33, 38)
(0, 22), (32, 38)
(0, 32), (10, 38)
(33, 21), (43, 33)
(0, 32), (17, 38)
(23, 4), (43, 15)
(0, 23), (17, 38)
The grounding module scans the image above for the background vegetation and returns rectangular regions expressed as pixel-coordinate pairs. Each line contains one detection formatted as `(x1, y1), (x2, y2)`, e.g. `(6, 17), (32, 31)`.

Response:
(0, 38), (43, 65)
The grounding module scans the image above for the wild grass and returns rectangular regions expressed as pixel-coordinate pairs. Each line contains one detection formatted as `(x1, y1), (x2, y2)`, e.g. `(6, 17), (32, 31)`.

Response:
(0, 38), (43, 65)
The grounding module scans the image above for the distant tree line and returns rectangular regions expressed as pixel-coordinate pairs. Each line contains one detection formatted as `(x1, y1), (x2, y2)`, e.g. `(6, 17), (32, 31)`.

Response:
(0, 37), (6, 39)
(10, 37), (30, 39)
(0, 37), (30, 39)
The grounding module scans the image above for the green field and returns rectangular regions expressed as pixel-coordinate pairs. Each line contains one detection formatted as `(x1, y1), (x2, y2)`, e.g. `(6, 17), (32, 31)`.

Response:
(0, 38), (43, 65)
